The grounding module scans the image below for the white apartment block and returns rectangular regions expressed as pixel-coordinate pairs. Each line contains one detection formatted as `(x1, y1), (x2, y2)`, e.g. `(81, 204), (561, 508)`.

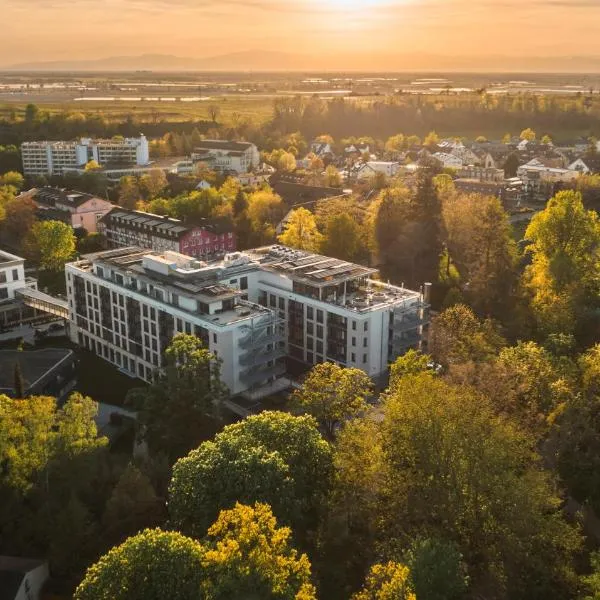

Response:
(21, 135), (149, 176)
(0, 250), (38, 326)
(65, 246), (427, 397)
(191, 140), (260, 174)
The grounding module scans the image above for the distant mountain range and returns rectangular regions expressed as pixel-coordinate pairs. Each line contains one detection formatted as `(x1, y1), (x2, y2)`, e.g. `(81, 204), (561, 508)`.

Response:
(4, 50), (600, 72)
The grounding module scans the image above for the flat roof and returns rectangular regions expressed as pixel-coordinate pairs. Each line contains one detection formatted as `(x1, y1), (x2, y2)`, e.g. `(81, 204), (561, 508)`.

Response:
(247, 246), (378, 288)
(0, 348), (73, 392)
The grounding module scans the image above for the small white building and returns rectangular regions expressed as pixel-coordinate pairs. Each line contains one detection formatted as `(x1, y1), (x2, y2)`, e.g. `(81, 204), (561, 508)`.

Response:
(0, 556), (49, 600)
(432, 152), (464, 169)
(353, 161), (400, 180)
(191, 140), (260, 174)
(0, 250), (38, 327)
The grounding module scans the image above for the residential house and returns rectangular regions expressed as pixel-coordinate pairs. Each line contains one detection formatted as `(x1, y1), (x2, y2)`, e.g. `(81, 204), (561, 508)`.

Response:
(0, 556), (49, 600)
(310, 141), (335, 159)
(431, 152), (464, 169)
(349, 161), (400, 180)
(25, 187), (114, 233)
(0, 250), (38, 328)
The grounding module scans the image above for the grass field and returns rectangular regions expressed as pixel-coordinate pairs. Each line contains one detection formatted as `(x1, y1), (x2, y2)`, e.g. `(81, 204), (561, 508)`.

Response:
(0, 95), (277, 126)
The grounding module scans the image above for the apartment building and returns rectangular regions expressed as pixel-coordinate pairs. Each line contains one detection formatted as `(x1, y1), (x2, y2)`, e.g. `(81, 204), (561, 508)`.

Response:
(65, 248), (285, 395)
(21, 135), (149, 176)
(191, 140), (260, 174)
(65, 245), (427, 396)
(0, 250), (38, 326)
(99, 208), (236, 258)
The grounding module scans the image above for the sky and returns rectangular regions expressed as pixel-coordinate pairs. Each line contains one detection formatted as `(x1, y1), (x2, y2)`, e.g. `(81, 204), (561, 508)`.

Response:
(1, 0), (599, 68)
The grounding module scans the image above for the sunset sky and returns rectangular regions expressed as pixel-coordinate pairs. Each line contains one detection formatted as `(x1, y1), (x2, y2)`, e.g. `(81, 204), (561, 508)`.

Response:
(2, 0), (599, 68)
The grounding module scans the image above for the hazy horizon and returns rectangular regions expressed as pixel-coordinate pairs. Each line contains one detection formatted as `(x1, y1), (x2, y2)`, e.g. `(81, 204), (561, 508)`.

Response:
(2, 0), (600, 71)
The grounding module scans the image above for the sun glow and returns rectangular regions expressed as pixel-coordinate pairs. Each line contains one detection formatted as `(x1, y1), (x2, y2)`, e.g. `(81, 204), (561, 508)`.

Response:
(320, 0), (395, 10)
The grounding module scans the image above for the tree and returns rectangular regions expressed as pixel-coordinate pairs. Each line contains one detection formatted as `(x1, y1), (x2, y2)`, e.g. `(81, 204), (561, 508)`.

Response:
(85, 160), (102, 171)
(208, 103), (221, 123)
(389, 349), (431, 389)
(140, 169), (168, 199)
(292, 363), (372, 440)
(352, 562), (415, 600)
(520, 128), (536, 142)
(324, 164), (342, 187)
(582, 552), (600, 600)
(524, 190), (600, 339)
(385, 134), (406, 155)
(541, 134), (553, 145)
(74, 529), (207, 600)
(126, 334), (227, 459)
(118, 176), (141, 209)
(169, 411), (332, 539)
(278, 151), (297, 173)
(503, 152), (520, 177)
(430, 304), (505, 368)
(502, 133), (512, 144)
(247, 188), (285, 246)
(404, 538), (468, 600)
(378, 374), (581, 599)
(102, 464), (163, 547)
(424, 130), (440, 147)
(278, 208), (323, 252)
(0, 171), (24, 190)
(203, 503), (317, 600)
(25, 103), (39, 123)
(24, 220), (76, 271)
(13, 362), (25, 399)
(320, 212), (363, 261)
(1, 196), (36, 247)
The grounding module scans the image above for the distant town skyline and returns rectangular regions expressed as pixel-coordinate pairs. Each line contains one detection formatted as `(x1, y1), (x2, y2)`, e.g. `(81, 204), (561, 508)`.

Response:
(2, 0), (600, 70)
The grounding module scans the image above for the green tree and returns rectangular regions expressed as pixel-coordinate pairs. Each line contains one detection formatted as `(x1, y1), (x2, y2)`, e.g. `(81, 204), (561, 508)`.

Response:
(320, 212), (363, 261)
(2, 196), (37, 247)
(424, 131), (440, 147)
(102, 464), (163, 547)
(503, 152), (520, 177)
(430, 304), (505, 368)
(74, 528), (207, 600)
(292, 363), (372, 440)
(24, 220), (76, 271)
(247, 188), (285, 246)
(379, 374), (581, 599)
(389, 349), (431, 389)
(582, 552), (600, 600)
(278, 208), (323, 252)
(352, 562), (415, 600)
(278, 151), (297, 173)
(541, 134), (553, 145)
(325, 164), (342, 187)
(404, 538), (468, 600)
(385, 134), (406, 154)
(140, 169), (168, 199)
(85, 160), (102, 171)
(524, 190), (600, 338)
(127, 334), (227, 459)
(118, 176), (142, 209)
(170, 411), (332, 540)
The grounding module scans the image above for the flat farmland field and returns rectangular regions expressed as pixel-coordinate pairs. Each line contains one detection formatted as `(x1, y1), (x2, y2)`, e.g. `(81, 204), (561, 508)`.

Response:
(0, 95), (278, 126)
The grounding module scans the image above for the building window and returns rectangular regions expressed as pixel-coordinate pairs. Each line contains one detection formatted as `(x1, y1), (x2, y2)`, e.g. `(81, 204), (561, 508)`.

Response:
(316, 325), (323, 339)
(307, 337), (313, 350)
(351, 352), (356, 362)
(352, 337), (356, 346)
(363, 354), (367, 364)
(363, 338), (368, 347)
(317, 310), (323, 324)
(307, 322), (314, 335)
(279, 297), (285, 310)
(270, 295), (277, 308)
(11, 269), (18, 281)
(0, 288), (7, 299)
(213, 333), (218, 344)
(316, 340), (323, 354)
(307, 306), (313, 320)
(352, 320), (357, 331)
(307, 352), (314, 364)
(240, 276), (248, 290)
(364, 322), (369, 332)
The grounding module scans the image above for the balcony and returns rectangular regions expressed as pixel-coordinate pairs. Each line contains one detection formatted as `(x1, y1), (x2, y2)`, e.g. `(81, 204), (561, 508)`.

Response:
(240, 345), (286, 367)
(240, 362), (286, 386)
(393, 315), (429, 332)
